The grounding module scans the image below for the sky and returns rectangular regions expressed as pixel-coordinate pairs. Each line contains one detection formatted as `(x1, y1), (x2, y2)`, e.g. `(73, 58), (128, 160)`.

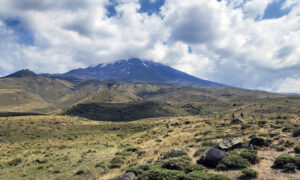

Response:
(0, 0), (300, 93)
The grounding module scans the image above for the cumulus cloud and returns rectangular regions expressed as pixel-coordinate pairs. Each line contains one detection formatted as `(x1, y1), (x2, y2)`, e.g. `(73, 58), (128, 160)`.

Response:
(0, 0), (299, 93)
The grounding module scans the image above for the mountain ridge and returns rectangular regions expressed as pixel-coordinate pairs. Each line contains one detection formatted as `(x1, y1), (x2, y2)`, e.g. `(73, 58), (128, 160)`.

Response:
(56, 58), (228, 88)
(5, 69), (37, 78)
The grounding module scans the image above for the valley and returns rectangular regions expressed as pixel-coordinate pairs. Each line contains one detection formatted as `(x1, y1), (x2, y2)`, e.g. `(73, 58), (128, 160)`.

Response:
(0, 60), (300, 180)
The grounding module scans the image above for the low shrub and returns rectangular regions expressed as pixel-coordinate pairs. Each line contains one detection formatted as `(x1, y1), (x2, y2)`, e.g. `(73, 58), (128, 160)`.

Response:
(162, 149), (187, 159)
(294, 155), (300, 169)
(273, 154), (293, 168)
(239, 150), (259, 164)
(218, 154), (250, 170)
(282, 163), (296, 173)
(285, 140), (295, 148)
(258, 120), (267, 127)
(241, 168), (258, 178)
(294, 145), (300, 153)
(7, 158), (22, 166)
(109, 156), (125, 168)
(282, 126), (292, 132)
(161, 157), (191, 171)
(95, 163), (107, 169)
(183, 171), (232, 180)
(292, 128), (300, 137)
(138, 168), (185, 180)
(126, 164), (152, 176)
(185, 164), (207, 173)
(125, 147), (138, 152)
(216, 163), (227, 170)
(275, 146), (285, 152)
(137, 150), (146, 157)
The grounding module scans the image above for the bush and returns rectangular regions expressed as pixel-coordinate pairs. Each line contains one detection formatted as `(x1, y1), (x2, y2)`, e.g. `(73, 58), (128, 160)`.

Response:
(126, 164), (152, 176)
(282, 126), (292, 132)
(185, 164), (207, 173)
(125, 147), (138, 152)
(275, 146), (285, 152)
(294, 155), (300, 169)
(162, 149), (187, 159)
(216, 164), (227, 170)
(161, 157), (191, 171)
(239, 150), (259, 164)
(258, 120), (267, 127)
(109, 156), (125, 168)
(7, 158), (22, 166)
(138, 168), (185, 180)
(241, 168), (258, 178)
(218, 154), (250, 170)
(292, 128), (300, 137)
(282, 163), (296, 173)
(183, 171), (232, 180)
(285, 140), (295, 148)
(273, 154), (295, 168)
(294, 145), (300, 153)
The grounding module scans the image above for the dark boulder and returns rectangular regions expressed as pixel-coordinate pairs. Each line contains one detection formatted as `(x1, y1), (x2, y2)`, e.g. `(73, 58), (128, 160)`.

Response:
(110, 173), (137, 180)
(197, 148), (226, 167)
(249, 137), (267, 147)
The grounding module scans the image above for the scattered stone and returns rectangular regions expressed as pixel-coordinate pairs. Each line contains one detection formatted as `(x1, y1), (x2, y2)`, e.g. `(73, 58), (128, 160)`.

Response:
(231, 118), (243, 124)
(163, 133), (171, 138)
(197, 148), (226, 167)
(218, 138), (242, 150)
(110, 173), (137, 180)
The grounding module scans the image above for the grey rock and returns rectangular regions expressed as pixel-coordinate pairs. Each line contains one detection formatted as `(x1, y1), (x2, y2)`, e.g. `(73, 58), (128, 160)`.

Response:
(110, 173), (137, 180)
(218, 138), (242, 150)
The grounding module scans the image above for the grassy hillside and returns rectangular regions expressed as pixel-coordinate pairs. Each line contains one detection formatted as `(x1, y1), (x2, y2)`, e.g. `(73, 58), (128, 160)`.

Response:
(63, 101), (180, 121)
(0, 113), (299, 180)
(1, 76), (299, 121)
(80, 90), (142, 104)
(0, 89), (53, 113)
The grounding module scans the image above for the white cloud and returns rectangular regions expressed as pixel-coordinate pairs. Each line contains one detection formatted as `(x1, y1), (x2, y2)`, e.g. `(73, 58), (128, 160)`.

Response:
(271, 77), (300, 93)
(243, 0), (274, 19)
(0, 0), (300, 93)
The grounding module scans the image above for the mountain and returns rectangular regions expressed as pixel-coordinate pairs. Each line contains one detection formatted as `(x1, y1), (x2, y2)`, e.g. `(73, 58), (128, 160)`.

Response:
(0, 67), (294, 121)
(5, 69), (37, 78)
(61, 58), (227, 88)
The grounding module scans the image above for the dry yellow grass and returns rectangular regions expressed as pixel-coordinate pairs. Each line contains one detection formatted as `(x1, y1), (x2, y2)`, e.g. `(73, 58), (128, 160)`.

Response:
(0, 114), (299, 180)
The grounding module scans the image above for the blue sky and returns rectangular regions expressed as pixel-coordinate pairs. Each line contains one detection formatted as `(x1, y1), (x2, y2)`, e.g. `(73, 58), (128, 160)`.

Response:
(4, 19), (35, 45)
(0, 0), (300, 93)
(263, 0), (292, 19)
